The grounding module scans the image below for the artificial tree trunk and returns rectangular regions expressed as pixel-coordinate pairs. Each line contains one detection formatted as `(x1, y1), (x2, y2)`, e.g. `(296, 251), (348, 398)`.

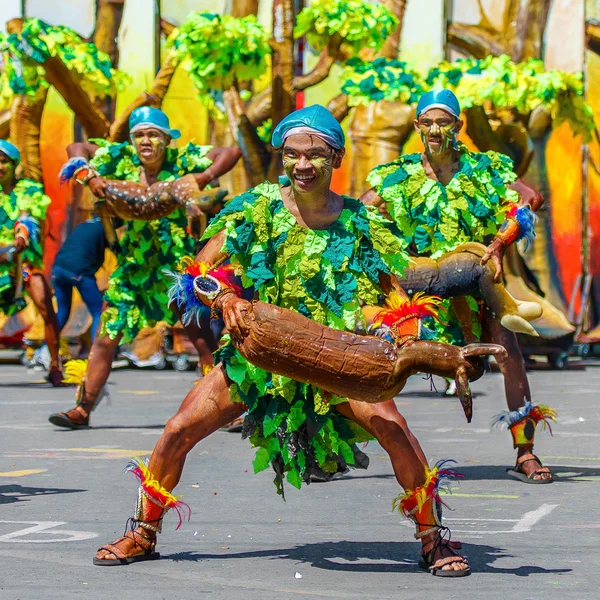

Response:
(9, 88), (48, 183)
(268, 0), (296, 181)
(345, 0), (413, 196)
(91, 0), (126, 122)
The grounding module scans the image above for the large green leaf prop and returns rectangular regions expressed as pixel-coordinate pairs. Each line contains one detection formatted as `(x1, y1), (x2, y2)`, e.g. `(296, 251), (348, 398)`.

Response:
(340, 57), (425, 106)
(167, 13), (270, 116)
(427, 55), (594, 141)
(0, 18), (130, 108)
(294, 0), (398, 57)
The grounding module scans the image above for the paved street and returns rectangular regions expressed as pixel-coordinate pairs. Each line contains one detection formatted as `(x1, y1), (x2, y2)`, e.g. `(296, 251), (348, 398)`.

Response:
(1, 361), (599, 599)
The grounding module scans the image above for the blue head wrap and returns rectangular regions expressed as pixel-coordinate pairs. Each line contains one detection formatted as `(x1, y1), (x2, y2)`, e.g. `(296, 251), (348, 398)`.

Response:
(416, 89), (461, 119)
(0, 140), (21, 164)
(129, 107), (181, 140)
(272, 105), (344, 149)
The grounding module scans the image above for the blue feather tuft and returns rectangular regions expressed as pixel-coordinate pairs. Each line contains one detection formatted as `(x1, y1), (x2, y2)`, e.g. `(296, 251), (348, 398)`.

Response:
(491, 399), (534, 428)
(165, 269), (209, 326)
(515, 206), (537, 251)
(59, 157), (88, 184)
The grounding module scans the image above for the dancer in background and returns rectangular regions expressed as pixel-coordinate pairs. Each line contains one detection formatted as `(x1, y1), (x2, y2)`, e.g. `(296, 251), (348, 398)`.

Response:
(0, 139), (63, 386)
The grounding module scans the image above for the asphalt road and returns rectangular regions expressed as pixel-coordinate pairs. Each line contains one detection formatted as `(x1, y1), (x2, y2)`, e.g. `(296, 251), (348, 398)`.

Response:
(1, 361), (599, 600)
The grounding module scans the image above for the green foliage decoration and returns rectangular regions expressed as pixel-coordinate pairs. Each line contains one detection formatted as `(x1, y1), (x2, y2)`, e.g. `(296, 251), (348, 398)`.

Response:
(167, 13), (271, 117)
(367, 142), (519, 258)
(294, 0), (398, 57)
(0, 18), (130, 109)
(427, 54), (594, 141)
(204, 181), (408, 495)
(340, 57), (425, 106)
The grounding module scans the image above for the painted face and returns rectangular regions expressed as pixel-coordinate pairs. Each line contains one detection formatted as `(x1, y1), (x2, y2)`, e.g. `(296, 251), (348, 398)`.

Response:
(416, 108), (458, 155)
(281, 134), (341, 193)
(0, 151), (16, 189)
(132, 127), (170, 165)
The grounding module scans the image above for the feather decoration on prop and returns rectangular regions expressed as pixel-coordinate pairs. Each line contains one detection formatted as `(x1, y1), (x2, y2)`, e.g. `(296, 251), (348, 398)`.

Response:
(392, 459), (464, 517)
(373, 291), (441, 328)
(492, 400), (557, 433)
(371, 291), (441, 346)
(59, 157), (88, 184)
(166, 258), (240, 326)
(125, 458), (191, 529)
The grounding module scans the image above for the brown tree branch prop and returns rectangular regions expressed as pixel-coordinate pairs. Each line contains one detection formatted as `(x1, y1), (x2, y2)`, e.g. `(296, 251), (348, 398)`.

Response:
(9, 88), (48, 182)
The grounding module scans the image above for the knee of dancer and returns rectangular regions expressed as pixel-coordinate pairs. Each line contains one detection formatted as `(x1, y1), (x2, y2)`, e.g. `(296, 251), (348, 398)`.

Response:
(370, 411), (410, 448)
(163, 415), (198, 456)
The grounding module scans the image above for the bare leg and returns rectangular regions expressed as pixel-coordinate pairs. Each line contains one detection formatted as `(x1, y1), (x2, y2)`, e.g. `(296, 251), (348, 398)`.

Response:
(95, 364), (244, 562)
(48, 303), (122, 427)
(335, 400), (469, 572)
(481, 307), (551, 481)
(25, 274), (62, 383)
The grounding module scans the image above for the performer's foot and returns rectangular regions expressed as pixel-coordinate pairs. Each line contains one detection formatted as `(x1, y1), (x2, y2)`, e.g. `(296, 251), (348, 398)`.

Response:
(509, 449), (553, 483)
(420, 528), (471, 576)
(221, 414), (245, 432)
(94, 528), (159, 566)
(48, 405), (91, 429)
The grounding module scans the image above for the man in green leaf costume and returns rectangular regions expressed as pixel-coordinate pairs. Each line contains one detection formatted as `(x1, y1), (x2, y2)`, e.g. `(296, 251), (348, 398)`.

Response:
(91, 106), (492, 576)
(363, 89), (555, 484)
(48, 107), (241, 429)
(0, 140), (63, 386)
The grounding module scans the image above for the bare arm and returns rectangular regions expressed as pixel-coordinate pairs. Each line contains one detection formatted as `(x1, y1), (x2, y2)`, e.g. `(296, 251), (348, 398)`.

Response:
(509, 178), (544, 212)
(193, 146), (242, 190)
(66, 141), (100, 161)
(194, 229), (228, 264)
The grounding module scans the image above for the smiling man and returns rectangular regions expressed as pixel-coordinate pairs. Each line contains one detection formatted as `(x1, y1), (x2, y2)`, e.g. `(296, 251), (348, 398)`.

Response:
(49, 106), (241, 429)
(86, 105), (493, 577)
(362, 89), (555, 484)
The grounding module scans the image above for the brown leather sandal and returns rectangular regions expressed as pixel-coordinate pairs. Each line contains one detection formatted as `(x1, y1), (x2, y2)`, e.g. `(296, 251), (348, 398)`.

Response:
(93, 528), (159, 566)
(419, 528), (471, 577)
(507, 454), (553, 484)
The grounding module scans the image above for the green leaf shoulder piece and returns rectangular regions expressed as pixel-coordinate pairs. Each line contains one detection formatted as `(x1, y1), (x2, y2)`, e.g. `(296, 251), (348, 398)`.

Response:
(367, 143), (519, 257)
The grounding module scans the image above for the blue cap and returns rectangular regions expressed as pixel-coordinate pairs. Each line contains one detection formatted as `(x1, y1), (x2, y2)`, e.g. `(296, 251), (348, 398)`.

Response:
(416, 89), (461, 119)
(272, 105), (344, 149)
(129, 107), (181, 140)
(0, 140), (20, 164)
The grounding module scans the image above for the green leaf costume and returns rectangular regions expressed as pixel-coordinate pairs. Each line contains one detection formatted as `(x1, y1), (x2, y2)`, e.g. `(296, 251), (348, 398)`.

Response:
(367, 143), (520, 345)
(0, 179), (50, 315)
(202, 181), (409, 495)
(90, 141), (213, 343)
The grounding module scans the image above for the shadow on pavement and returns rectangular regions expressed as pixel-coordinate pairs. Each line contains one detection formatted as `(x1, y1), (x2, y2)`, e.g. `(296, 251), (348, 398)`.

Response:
(166, 540), (571, 576)
(342, 464), (600, 483)
(0, 484), (87, 505)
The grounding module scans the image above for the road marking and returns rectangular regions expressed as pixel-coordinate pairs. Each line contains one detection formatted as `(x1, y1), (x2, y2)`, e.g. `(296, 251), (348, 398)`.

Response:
(446, 503), (558, 535)
(118, 390), (159, 395)
(540, 455), (600, 461)
(0, 521), (97, 543)
(67, 448), (152, 454)
(440, 492), (519, 499)
(511, 503), (558, 533)
(0, 469), (47, 477)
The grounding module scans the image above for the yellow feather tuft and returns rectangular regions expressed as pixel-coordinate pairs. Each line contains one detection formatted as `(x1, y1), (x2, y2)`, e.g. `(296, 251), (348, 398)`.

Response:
(61, 359), (88, 385)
